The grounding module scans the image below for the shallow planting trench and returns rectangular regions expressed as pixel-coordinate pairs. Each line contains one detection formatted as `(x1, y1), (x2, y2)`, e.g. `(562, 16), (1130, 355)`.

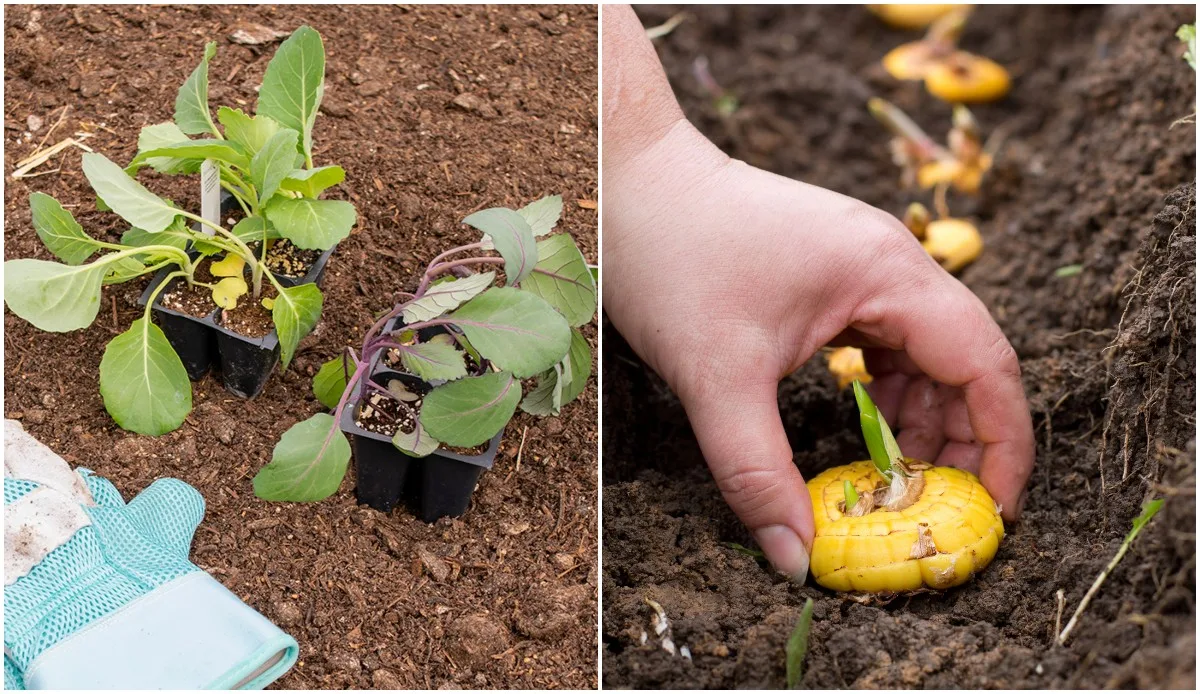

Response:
(603, 5), (1195, 689)
(4, 5), (597, 689)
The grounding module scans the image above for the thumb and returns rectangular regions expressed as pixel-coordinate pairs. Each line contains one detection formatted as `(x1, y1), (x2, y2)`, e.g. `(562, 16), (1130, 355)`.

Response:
(679, 377), (815, 582)
(124, 478), (206, 555)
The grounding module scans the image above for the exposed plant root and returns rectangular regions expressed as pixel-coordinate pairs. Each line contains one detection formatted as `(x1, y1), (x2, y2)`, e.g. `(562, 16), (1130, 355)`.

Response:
(843, 459), (930, 517)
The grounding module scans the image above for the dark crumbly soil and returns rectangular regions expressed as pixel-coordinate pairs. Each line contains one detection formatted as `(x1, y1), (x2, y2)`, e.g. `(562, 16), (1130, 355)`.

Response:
(604, 5), (1195, 689)
(215, 279), (277, 339)
(5, 5), (597, 689)
(161, 261), (220, 319)
(355, 390), (420, 438)
(263, 239), (321, 280)
(161, 255), (278, 338)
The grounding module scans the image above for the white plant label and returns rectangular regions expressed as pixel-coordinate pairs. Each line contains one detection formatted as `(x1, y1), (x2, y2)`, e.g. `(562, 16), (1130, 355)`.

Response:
(200, 159), (220, 236)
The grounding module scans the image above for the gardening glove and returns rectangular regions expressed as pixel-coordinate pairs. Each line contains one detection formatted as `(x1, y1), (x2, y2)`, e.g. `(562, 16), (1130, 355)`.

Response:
(5, 654), (24, 691)
(3, 420), (299, 690)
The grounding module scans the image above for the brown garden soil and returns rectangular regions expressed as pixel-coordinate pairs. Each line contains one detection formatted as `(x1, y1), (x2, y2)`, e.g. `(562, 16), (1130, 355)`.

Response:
(5, 5), (597, 690)
(604, 5), (1195, 689)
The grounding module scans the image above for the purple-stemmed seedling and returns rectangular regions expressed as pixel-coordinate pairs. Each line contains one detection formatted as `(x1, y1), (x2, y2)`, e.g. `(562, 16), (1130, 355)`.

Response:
(252, 195), (597, 502)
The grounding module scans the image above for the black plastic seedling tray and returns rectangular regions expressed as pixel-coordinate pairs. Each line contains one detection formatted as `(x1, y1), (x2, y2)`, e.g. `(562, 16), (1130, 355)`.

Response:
(136, 193), (335, 398)
(140, 274), (219, 381)
(139, 271), (282, 398)
(273, 245), (336, 288)
(339, 368), (501, 522)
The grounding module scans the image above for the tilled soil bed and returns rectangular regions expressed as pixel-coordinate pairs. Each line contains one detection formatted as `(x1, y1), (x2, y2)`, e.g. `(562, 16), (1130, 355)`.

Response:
(604, 5), (1195, 689)
(4, 5), (597, 689)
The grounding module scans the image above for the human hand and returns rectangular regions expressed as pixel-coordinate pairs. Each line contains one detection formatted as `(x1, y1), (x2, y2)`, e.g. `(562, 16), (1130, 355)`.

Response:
(601, 5), (1034, 581)
(605, 119), (1034, 581)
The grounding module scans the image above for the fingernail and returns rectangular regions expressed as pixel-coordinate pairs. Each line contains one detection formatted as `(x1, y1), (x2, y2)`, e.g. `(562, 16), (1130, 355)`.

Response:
(753, 525), (810, 582)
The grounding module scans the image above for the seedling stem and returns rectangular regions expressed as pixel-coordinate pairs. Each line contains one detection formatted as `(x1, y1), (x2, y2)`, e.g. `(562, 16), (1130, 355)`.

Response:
(176, 210), (265, 298)
(1057, 499), (1164, 645)
(868, 97), (947, 162)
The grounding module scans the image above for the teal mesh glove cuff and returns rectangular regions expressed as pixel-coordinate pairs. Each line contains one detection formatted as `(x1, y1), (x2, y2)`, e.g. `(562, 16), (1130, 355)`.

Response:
(5, 429), (297, 690)
(4, 478), (200, 672)
(5, 654), (25, 690)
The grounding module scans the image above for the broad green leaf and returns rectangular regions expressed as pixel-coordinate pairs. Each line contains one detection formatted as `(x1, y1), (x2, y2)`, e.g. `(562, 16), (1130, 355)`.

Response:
(853, 380), (901, 480)
(588, 264), (599, 283)
(420, 371), (520, 447)
(560, 327), (591, 405)
(102, 256), (150, 285)
(520, 233), (597, 326)
(265, 197), (355, 250)
(120, 220), (192, 254)
(401, 271), (495, 324)
(520, 362), (564, 417)
(251, 129), (300, 205)
(398, 341), (468, 382)
(230, 215), (282, 245)
(786, 598), (815, 689)
(82, 153), (180, 233)
(313, 355), (351, 409)
(280, 165), (345, 198)
(29, 192), (101, 265)
(174, 41), (218, 136)
(272, 283), (323, 368)
(520, 328), (590, 416)
(133, 122), (200, 175)
(129, 139), (251, 171)
(392, 420), (440, 458)
(253, 413), (349, 502)
(462, 207), (536, 285)
(257, 26), (325, 162)
(217, 107), (282, 154)
(446, 287), (570, 378)
(518, 195), (562, 237)
(3, 258), (106, 332)
(98, 317), (192, 435)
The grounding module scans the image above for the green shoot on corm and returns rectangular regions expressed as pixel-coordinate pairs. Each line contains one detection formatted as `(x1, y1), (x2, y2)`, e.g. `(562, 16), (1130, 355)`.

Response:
(843, 480), (860, 509)
(852, 380), (903, 481)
